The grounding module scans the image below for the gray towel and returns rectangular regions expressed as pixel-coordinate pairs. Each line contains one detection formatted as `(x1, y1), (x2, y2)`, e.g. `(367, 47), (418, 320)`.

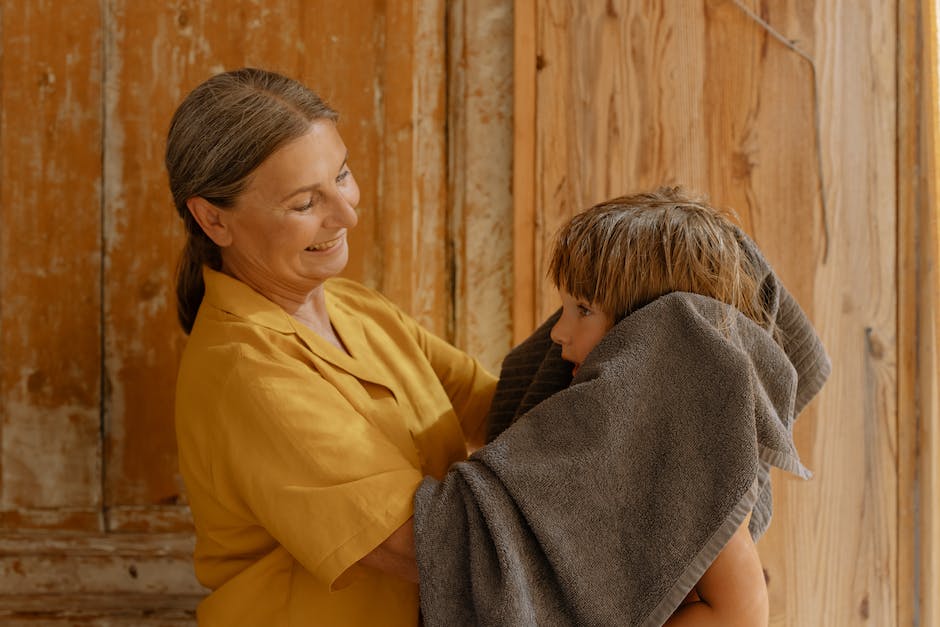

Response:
(482, 228), (831, 540)
(414, 265), (830, 625)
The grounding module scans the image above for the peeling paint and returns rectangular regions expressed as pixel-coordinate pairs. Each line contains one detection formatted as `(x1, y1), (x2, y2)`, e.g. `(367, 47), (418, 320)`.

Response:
(1, 403), (100, 510)
(448, 0), (514, 371)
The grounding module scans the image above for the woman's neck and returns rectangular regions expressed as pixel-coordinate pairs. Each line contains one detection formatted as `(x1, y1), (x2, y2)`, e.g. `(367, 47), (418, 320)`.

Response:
(221, 263), (347, 353)
(290, 295), (347, 353)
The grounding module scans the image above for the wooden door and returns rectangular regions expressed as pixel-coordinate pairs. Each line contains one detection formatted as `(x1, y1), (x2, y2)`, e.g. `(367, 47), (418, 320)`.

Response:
(0, 0), (511, 622)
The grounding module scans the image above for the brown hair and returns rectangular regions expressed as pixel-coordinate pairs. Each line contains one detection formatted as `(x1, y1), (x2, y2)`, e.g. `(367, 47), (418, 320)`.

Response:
(548, 186), (772, 332)
(165, 68), (338, 333)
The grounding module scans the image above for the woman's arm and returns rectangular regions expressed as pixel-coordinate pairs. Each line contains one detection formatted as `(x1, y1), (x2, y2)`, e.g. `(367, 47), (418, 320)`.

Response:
(665, 519), (769, 627)
(357, 518), (419, 583)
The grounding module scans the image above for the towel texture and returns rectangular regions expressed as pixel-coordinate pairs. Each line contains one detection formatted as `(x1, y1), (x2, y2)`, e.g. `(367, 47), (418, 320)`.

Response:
(414, 237), (831, 626)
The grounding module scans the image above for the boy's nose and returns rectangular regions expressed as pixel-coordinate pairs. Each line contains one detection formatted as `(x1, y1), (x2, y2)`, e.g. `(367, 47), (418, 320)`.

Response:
(549, 319), (566, 345)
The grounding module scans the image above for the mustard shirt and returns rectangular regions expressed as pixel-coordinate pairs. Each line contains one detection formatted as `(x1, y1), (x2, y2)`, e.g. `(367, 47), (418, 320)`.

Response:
(175, 268), (497, 626)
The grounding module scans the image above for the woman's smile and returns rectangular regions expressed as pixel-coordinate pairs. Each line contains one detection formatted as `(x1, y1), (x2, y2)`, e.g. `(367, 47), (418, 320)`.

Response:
(305, 232), (346, 252)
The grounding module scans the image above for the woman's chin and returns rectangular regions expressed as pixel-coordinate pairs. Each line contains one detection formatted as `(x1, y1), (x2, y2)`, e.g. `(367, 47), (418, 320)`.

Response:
(301, 246), (349, 280)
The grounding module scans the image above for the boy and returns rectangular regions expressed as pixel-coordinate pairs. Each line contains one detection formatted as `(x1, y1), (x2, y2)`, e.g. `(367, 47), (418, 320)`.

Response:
(547, 187), (776, 625)
(415, 188), (829, 627)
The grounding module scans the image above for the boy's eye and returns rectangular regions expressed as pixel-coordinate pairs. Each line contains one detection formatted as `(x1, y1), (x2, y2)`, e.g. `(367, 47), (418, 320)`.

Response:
(577, 304), (593, 316)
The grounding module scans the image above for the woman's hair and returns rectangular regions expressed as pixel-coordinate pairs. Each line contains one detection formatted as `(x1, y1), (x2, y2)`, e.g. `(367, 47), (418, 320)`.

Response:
(548, 186), (772, 331)
(165, 67), (338, 333)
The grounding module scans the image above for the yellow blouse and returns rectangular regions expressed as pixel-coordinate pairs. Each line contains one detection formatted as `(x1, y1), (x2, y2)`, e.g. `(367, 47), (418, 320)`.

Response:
(175, 268), (496, 626)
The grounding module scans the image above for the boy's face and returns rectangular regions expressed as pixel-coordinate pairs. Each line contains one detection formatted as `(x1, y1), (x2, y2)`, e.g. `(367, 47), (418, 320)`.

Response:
(550, 289), (614, 377)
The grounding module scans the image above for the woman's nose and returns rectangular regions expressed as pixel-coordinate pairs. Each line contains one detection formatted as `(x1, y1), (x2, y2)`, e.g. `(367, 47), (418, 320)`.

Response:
(324, 190), (359, 229)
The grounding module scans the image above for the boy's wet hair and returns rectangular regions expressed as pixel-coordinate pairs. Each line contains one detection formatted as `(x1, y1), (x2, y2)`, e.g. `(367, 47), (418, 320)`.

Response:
(548, 186), (772, 330)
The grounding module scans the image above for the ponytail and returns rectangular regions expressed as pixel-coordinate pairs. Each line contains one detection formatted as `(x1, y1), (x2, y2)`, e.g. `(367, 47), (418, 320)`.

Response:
(176, 214), (221, 334)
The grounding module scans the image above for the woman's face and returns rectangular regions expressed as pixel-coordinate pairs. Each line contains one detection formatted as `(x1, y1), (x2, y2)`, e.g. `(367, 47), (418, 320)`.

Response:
(219, 119), (360, 301)
(549, 289), (614, 377)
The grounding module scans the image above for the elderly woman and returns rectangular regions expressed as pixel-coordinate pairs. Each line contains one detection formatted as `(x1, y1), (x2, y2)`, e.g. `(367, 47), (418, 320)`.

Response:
(168, 68), (496, 626)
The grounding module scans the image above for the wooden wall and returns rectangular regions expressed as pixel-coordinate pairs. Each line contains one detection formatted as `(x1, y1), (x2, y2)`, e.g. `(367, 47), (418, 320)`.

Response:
(2, 0), (936, 624)
(0, 0), (513, 622)
(514, 0), (938, 625)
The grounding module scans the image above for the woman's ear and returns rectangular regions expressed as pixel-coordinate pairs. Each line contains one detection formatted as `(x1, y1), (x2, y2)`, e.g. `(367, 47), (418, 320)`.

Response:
(186, 197), (233, 247)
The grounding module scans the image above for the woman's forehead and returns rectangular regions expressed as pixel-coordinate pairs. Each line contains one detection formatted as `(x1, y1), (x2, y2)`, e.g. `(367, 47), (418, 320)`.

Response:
(243, 121), (347, 198)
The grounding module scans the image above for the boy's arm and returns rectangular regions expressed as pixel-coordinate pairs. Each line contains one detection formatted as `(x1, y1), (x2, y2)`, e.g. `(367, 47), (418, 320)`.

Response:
(665, 518), (769, 627)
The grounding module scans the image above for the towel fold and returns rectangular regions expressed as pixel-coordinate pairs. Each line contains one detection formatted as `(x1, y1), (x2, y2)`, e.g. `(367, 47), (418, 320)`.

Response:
(414, 234), (830, 627)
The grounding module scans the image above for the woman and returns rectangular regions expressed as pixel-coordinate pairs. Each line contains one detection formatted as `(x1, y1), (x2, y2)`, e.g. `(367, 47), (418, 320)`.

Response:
(168, 68), (496, 626)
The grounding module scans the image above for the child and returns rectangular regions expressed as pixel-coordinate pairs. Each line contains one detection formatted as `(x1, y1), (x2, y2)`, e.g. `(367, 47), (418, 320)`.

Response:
(414, 187), (828, 626)
(547, 186), (774, 625)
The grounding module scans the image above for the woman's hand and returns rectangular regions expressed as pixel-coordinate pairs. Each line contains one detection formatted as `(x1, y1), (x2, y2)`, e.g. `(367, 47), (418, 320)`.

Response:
(665, 519), (769, 626)
(356, 517), (419, 583)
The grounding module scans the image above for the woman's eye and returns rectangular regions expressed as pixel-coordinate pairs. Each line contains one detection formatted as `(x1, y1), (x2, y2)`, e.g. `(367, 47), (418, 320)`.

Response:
(336, 169), (352, 184)
(293, 198), (315, 212)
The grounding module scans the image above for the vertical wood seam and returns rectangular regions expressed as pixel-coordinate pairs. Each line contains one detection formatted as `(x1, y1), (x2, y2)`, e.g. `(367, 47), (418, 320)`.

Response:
(0, 0), (7, 508)
(444, 0), (457, 344)
(512, 0), (536, 343)
(99, 0), (110, 533)
(898, 0), (939, 625)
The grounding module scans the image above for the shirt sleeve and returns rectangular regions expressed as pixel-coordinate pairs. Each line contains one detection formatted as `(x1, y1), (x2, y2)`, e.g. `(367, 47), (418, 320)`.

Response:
(211, 348), (424, 590)
(411, 326), (497, 442)
(372, 292), (498, 443)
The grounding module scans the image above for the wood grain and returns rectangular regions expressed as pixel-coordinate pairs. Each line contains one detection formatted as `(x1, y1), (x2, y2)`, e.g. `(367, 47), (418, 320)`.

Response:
(448, 0), (514, 371)
(521, 0), (901, 624)
(898, 1), (940, 625)
(513, 0), (538, 343)
(0, 0), (103, 531)
(757, 1), (897, 623)
(377, 1), (450, 336)
(0, 533), (204, 623)
(1, 0), (452, 617)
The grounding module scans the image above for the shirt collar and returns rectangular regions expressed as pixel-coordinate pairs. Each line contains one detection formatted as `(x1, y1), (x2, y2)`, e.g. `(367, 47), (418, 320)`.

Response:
(201, 266), (400, 389)
(201, 266), (295, 334)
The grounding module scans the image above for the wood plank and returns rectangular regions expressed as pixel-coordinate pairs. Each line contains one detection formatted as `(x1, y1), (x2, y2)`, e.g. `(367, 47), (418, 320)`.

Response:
(926, 6), (940, 613)
(448, 0), (514, 371)
(897, 2), (920, 624)
(378, 0), (449, 335)
(0, 0), (103, 531)
(0, 532), (198, 555)
(104, 505), (193, 534)
(756, 1), (897, 623)
(0, 509), (101, 531)
(513, 0), (538, 342)
(0, 593), (198, 627)
(0, 609), (196, 627)
(899, 1), (940, 625)
(0, 532), (206, 597)
(921, 5), (939, 624)
(0, 554), (203, 596)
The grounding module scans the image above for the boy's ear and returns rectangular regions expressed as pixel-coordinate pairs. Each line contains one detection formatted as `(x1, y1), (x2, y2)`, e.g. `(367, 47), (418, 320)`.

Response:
(186, 197), (233, 247)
